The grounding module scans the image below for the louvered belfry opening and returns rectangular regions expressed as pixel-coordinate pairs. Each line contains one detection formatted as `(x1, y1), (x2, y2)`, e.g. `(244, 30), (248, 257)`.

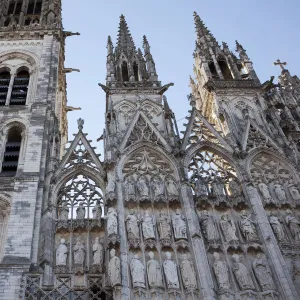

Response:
(10, 70), (29, 105)
(0, 71), (10, 106)
(1, 127), (22, 176)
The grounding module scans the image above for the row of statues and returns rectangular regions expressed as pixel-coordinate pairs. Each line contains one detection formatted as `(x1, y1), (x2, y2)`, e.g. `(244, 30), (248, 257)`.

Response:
(129, 251), (197, 290)
(124, 176), (179, 201)
(125, 209), (187, 241)
(258, 180), (300, 205)
(56, 237), (104, 266)
(213, 252), (275, 292)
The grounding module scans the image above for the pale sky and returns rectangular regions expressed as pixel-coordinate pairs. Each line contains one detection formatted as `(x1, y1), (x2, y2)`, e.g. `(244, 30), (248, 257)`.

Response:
(62, 0), (300, 155)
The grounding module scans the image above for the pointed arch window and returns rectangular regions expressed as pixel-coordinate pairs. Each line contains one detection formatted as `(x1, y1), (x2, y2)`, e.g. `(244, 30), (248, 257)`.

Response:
(133, 62), (139, 81)
(208, 61), (219, 79)
(121, 61), (129, 82)
(10, 70), (29, 105)
(0, 71), (11, 106)
(1, 127), (22, 176)
(27, 0), (42, 15)
(8, 0), (22, 15)
(217, 58), (233, 80)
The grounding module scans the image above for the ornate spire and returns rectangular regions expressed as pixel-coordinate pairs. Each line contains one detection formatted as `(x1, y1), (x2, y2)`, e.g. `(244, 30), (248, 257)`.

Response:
(115, 15), (137, 59)
(107, 35), (113, 56)
(143, 35), (158, 81)
(235, 40), (249, 60)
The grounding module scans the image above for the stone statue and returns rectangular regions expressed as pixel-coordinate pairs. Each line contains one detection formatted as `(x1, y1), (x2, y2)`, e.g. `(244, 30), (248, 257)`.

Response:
(166, 177), (179, 197)
(125, 176), (136, 200)
(228, 179), (242, 198)
(220, 213), (238, 242)
(92, 237), (103, 265)
(211, 178), (225, 197)
(147, 251), (163, 288)
(213, 252), (230, 290)
(258, 181), (273, 204)
(163, 252), (179, 289)
(194, 177), (208, 198)
(285, 209), (300, 241)
(130, 254), (146, 288)
(106, 207), (118, 236)
(125, 209), (139, 239)
(232, 254), (255, 290)
(92, 201), (102, 219)
(59, 204), (69, 220)
(151, 176), (165, 199)
(137, 176), (149, 198)
(269, 212), (285, 241)
(141, 210), (155, 240)
(157, 211), (171, 239)
(239, 210), (257, 241)
(172, 209), (187, 240)
(180, 254), (197, 289)
(108, 249), (121, 287)
(74, 239), (85, 265)
(274, 183), (287, 203)
(200, 210), (220, 243)
(289, 183), (300, 203)
(76, 203), (85, 219)
(56, 238), (68, 266)
(253, 253), (275, 291)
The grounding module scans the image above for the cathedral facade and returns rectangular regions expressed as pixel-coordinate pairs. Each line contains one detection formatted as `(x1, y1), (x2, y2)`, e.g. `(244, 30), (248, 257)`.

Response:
(0, 1), (300, 300)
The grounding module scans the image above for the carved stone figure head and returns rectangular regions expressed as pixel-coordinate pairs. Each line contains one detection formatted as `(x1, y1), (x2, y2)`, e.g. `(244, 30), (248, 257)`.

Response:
(134, 254), (140, 260)
(110, 249), (116, 257)
(148, 251), (154, 259)
(202, 210), (208, 216)
(108, 207), (115, 214)
(94, 237), (100, 243)
(165, 252), (172, 260)
(221, 214), (229, 221)
(182, 254), (188, 260)
(232, 254), (241, 263)
(213, 252), (220, 260)
(240, 210), (247, 217)
(286, 209), (292, 215)
(60, 238), (66, 244)
(129, 209), (135, 215)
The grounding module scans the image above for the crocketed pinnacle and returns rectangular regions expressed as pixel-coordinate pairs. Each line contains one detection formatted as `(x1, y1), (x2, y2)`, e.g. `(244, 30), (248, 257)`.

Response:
(116, 15), (136, 58)
(107, 35), (113, 55)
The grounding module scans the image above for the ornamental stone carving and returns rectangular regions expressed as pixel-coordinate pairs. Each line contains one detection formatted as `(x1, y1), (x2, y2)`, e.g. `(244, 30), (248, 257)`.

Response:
(228, 179), (243, 200)
(220, 213), (238, 242)
(232, 254), (255, 291)
(166, 177), (179, 198)
(141, 210), (155, 240)
(125, 210), (140, 239)
(194, 177), (208, 199)
(56, 238), (68, 266)
(151, 176), (165, 200)
(59, 204), (69, 220)
(180, 254), (197, 289)
(108, 249), (121, 287)
(76, 203), (85, 219)
(73, 239), (85, 265)
(274, 183), (287, 203)
(163, 252), (180, 289)
(130, 254), (146, 288)
(125, 176), (136, 201)
(239, 210), (257, 241)
(211, 178), (225, 198)
(157, 211), (171, 240)
(92, 237), (103, 266)
(106, 207), (118, 237)
(269, 212), (285, 241)
(137, 176), (149, 200)
(289, 183), (300, 203)
(172, 209), (187, 240)
(147, 251), (163, 288)
(252, 253), (275, 291)
(213, 252), (230, 290)
(92, 201), (102, 219)
(285, 209), (300, 241)
(258, 181), (274, 204)
(200, 210), (220, 243)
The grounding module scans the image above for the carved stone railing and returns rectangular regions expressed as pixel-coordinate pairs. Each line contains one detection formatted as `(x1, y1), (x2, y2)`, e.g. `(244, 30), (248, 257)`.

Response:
(203, 79), (261, 91)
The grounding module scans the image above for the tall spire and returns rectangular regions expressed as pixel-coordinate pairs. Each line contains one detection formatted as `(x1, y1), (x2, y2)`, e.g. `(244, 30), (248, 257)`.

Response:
(143, 35), (158, 81)
(115, 15), (137, 59)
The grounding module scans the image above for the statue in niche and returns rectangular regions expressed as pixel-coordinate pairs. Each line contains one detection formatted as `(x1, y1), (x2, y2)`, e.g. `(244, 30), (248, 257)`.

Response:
(258, 181), (274, 204)
(166, 177), (179, 197)
(180, 254), (197, 289)
(108, 249), (121, 287)
(239, 210), (257, 241)
(289, 182), (300, 203)
(130, 254), (146, 288)
(76, 203), (85, 219)
(147, 251), (163, 288)
(106, 207), (118, 236)
(59, 203), (69, 220)
(106, 178), (115, 194)
(194, 177), (208, 198)
(163, 252), (180, 289)
(199, 210), (220, 243)
(151, 176), (165, 199)
(74, 238), (85, 265)
(141, 210), (155, 240)
(220, 213), (238, 242)
(274, 182), (288, 203)
(137, 176), (149, 199)
(228, 179), (242, 199)
(157, 211), (171, 239)
(232, 254), (255, 291)
(213, 252), (230, 290)
(56, 238), (68, 266)
(92, 237), (103, 265)
(92, 201), (102, 219)
(253, 253), (275, 291)
(124, 176), (136, 200)
(125, 209), (140, 239)
(285, 209), (300, 241)
(269, 212), (285, 241)
(211, 178), (225, 198)
(172, 209), (187, 240)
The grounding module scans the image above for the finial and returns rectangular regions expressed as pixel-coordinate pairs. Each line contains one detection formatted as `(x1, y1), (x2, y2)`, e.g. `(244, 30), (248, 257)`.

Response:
(187, 94), (196, 107)
(77, 118), (84, 131)
(274, 59), (287, 71)
(143, 35), (150, 53)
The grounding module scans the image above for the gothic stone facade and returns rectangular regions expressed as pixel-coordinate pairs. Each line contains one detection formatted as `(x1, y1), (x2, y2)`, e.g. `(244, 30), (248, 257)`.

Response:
(0, 2), (300, 300)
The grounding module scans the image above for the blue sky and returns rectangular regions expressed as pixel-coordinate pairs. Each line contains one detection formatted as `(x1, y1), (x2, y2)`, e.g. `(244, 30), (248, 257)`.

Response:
(62, 0), (300, 155)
